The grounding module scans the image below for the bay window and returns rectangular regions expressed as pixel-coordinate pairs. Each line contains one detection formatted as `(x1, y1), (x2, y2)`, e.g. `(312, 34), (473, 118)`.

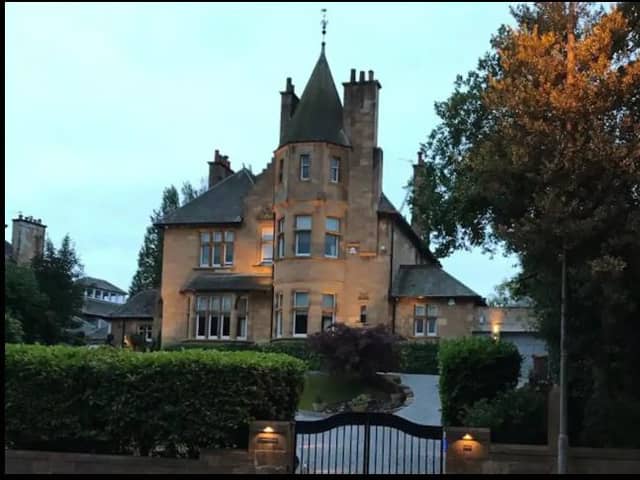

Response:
(295, 215), (312, 256)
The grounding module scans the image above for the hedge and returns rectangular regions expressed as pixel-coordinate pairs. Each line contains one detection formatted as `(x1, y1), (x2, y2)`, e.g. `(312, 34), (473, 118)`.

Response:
(5, 344), (305, 457)
(398, 341), (439, 374)
(438, 336), (521, 425)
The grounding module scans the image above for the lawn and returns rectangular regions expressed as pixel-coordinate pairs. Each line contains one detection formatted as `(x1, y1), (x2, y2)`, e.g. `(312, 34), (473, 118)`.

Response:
(298, 372), (388, 411)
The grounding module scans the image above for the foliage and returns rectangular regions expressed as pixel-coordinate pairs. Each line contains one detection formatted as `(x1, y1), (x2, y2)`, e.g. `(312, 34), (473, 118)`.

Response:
(462, 386), (547, 445)
(4, 263), (48, 343)
(261, 339), (322, 370)
(413, 2), (640, 444)
(438, 336), (521, 425)
(5, 344), (305, 456)
(5, 311), (25, 343)
(307, 324), (400, 381)
(398, 341), (439, 374)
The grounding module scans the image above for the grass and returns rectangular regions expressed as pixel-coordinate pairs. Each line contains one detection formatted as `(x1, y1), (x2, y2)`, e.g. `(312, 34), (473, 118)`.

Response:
(297, 372), (388, 410)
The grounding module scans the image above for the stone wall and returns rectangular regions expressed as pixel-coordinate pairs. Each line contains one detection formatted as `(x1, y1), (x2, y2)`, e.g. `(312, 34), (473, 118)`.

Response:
(395, 297), (476, 339)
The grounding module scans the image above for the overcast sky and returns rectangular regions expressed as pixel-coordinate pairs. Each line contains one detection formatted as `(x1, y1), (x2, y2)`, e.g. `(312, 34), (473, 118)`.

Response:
(5, 2), (521, 298)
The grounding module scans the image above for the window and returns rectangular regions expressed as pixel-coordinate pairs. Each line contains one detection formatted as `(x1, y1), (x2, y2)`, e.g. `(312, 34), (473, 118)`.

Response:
(199, 230), (235, 267)
(295, 216), (312, 256)
(277, 217), (285, 259)
(237, 297), (248, 339)
(102, 291), (109, 300)
(261, 226), (274, 264)
(415, 304), (438, 337)
(300, 154), (310, 180)
(414, 304), (426, 336)
(195, 295), (233, 339)
(360, 305), (367, 324)
(330, 157), (340, 183)
(427, 305), (438, 336)
(293, 291), (309, 336)
(274, 292), (283, 338)
(138, 324), (153, 343)
(278, 158), (284, 184)
(322, 294), (336, 331)
(324, 217), (340, 258)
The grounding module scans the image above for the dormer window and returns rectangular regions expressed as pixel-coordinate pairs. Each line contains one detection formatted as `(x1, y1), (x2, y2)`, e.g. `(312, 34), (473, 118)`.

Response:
(300, 154), (310, 181)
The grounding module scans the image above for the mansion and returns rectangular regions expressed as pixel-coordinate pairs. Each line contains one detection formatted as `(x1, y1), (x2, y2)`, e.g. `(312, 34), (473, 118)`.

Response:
(154, 46), (486, 347)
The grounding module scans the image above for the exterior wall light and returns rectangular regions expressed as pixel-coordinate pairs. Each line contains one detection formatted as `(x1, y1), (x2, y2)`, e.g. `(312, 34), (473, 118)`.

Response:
(262, 426), (274, 433)
(462, 433), (473, 441)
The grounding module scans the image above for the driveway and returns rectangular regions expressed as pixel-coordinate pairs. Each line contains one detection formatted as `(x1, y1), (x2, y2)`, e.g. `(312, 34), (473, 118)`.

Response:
(394, 373), (442, 426)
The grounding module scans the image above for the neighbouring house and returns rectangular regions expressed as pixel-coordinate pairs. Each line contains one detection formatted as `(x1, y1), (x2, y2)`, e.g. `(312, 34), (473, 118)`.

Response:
(74, 276), (128, 344)
(109, 289), (159, 347)
(155, 42), (487, 348)
(473, 305), (548, 380)
(5, 214), (46, 265)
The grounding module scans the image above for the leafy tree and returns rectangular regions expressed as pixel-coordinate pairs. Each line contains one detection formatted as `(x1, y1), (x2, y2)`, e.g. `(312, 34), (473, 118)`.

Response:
(5, 311), (25, 343)
(129, 181), (207, 296)
(412, 2), (639, 446)
(5, 262), (49, 343)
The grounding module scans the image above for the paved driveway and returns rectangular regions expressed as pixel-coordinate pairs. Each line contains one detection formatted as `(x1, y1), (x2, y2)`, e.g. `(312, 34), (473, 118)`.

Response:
(394, 373), (442, 425)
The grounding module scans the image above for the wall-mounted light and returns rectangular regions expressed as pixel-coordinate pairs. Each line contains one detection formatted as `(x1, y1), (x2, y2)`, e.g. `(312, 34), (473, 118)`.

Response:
(462, 433), (473, 441)
(448, 298), (456, 306)
(262, 426), (274, 433)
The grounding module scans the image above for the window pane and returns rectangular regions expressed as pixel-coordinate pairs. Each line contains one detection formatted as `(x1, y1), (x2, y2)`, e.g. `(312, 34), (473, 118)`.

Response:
(210, 315), (219, 338)
(278, 236), (285, 258)
(275, 311), (283, 337)
(415, 318), (424, 334)
(427, 305), (439, 316)
(325, 234), (338, 257)
(222, 315), (231, 337)
(238, 297), (248, 315)
(222, 296), (232, 312)
(294, 292), (309, 307)
(300, 155), (310, 179)
(296, 231), (311, 255)
(326, 218), (340, 232)
(262, 243), (273, 262)
(211, 296), (221, 311)
(224, 242), (234, 264)
(225, 231), (234, 242)
(213, 244), (222, 265)
(296, 216), (312, 230)
(197, 313), (207, 337)
(360, 305), (367, 323)
(213, 232), (223, 242)
(200, 245), (210, 266)
(322, 315), (333, 331)
(201, 232), (210, 243)
(278, 218), (285, 233)
(415, 305), (426, 317)
(262, 227), (274, 240)
(322, 294), (335, 309)
(196, 296), (208, 311)
(427, 318), (437, 335)
(295, 312), (308, 335)
(237, 317), (247, 338)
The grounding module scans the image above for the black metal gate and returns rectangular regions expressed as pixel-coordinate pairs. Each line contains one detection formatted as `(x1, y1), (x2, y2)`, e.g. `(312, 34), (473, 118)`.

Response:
(294, 412), (444, 474)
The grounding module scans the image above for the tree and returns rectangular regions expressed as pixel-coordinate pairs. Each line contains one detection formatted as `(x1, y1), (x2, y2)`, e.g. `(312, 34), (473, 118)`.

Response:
(5, 311), (25, 343)
(413, 2), (639, 446)
(181, 179), (207, 204)
(5, 262), (49, 343)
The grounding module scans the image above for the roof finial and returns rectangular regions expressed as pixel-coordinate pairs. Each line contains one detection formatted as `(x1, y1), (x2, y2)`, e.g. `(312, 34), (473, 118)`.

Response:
(321, 8), (328, 53)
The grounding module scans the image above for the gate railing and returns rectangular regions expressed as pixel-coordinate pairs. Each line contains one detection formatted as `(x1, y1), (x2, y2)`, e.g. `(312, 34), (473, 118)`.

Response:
(294, 412), (443, 474)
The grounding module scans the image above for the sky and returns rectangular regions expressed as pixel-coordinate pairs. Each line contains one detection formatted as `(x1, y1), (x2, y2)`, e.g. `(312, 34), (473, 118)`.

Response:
(5, 2), (521, 298)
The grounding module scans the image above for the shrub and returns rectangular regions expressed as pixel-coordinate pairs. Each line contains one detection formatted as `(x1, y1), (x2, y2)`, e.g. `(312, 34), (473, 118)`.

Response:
(5, 344), (305, 456)
(462, 387), (547, 444)
(398, 341), (439, 374)
(308, 324), (400, 381)
(261, 339), (322, 370)
(438, 336), (521, 425)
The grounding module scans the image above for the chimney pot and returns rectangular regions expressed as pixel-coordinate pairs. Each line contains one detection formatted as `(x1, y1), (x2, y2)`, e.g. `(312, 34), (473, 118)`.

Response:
(359, 71), (365, 82)
(286, 77), (293, 92)
(368, 70), (374, 81)
(350, 69), (356, 82)
(417, 151), (424, 164)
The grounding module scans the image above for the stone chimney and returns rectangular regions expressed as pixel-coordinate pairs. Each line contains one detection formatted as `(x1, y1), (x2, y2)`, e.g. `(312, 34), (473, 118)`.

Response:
(279, 77), (299, 145)
(411, 151), (426, 238)
(208, 150), (234, 189)
(11, 214), (47, 265)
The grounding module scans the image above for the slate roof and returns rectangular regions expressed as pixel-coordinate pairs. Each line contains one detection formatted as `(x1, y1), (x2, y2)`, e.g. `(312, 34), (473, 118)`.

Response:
(279, 50), (351, 148)
(157, 169), (255, 226)
(182, 274), (272, 293)
(473, 307), (538, 333)
(81, 298), (118, 317)
(392, 264), (484, 303)
(76, 276), (127, 295)
(378, 193), (439, 265)
(110, 289), (158, 319)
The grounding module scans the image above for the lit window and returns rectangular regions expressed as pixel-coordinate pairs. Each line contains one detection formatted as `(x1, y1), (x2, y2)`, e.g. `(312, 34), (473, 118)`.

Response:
(330, 157), (340, 183)
(199, 231), (235, 267)
(293, 291), (309, 337)
(237, 297), (248, 340)
(322, 294), (336, 331)
(360, 305), (367, 324)
(274, 292), (283, 338)
(277, 217), (285, 259)
(195, 294), (233, 340)
(261, 226), (274, 264)
(300, 154), (310, 180)
(295, 216), (312, 256)
(138, 324), (153, 343)
(324, 218), (340, 258)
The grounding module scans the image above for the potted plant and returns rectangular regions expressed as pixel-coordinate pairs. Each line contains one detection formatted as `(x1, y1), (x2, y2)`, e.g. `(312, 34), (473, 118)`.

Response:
(312, 395), (326, 412)
(350, 394), (371, 412)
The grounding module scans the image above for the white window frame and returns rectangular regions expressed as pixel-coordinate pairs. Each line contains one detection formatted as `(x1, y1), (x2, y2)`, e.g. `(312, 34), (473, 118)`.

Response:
(199, 230), (235, 267)
(236, 296), (248, 340)
(295, 215), (312, 257)
(322, 293), (336, 331)
(330, 157), (340, 183)
(260, 226), (274, 264)
(293, 291), (309, 337)
(277, 217), (285, 259)
(300, 154), (310, 181)
(324, 217), (340, 258)
(195, 295), (232, 340)
(274, 292), (283, 338)
(414, 304), (426, 337)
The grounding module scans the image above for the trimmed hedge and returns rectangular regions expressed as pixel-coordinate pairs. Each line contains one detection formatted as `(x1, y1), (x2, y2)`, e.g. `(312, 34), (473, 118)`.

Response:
(438, 336), (521, 425)
(398, 342), (439, 374)
(5, 344), (305, 456)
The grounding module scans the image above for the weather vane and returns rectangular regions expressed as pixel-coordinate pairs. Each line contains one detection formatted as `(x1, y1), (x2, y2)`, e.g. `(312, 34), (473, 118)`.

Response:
(321, 8), (328, 52)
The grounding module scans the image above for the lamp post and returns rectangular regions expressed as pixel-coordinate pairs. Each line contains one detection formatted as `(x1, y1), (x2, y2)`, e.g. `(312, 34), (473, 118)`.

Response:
(558, 245), (568, 474)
